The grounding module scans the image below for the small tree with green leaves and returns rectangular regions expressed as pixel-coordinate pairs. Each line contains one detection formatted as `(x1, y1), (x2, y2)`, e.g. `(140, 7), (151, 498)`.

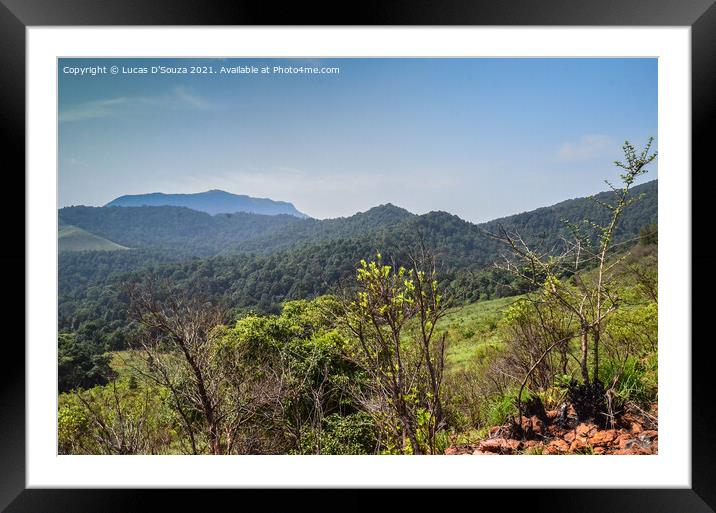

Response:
(340, 252), (447, 454)
(493, 138), (657, 426)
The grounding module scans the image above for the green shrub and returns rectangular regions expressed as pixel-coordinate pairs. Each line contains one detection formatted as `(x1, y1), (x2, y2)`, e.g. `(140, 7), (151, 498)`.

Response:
(58, 332), (115, 392)
(58, 378), (175, 454)
(295, 412), (377, 455)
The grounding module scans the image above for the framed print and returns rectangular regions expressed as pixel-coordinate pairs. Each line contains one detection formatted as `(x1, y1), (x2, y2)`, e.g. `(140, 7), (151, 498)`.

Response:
(2, 0), (713, 510)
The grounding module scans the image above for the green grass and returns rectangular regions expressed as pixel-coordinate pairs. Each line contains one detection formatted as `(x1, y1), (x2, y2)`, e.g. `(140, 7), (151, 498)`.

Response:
(439, 295), (520, 372)
(59, 224), (129, 252)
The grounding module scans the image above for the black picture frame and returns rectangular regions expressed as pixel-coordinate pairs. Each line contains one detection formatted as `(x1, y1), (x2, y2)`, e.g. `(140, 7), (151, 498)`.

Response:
(1, 0), (712, 510)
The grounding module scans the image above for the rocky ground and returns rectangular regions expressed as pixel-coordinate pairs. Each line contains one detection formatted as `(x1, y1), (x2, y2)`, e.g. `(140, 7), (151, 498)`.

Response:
(445, 403), (658, 455)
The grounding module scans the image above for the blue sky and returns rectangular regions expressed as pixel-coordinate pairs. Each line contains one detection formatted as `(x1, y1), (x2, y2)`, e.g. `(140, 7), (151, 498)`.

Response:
(58, 58), (657, 222)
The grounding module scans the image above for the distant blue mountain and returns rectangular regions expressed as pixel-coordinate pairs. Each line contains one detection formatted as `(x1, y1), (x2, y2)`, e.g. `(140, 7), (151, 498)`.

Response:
(105, 190), (309, 218)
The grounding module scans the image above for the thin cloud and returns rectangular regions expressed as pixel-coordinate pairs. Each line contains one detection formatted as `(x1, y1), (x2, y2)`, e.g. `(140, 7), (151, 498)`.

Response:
(169, 86), (209, 109)
(59, 86), (211, 123)
(557, 135), (613, 162)
(59, 97), (129, 122)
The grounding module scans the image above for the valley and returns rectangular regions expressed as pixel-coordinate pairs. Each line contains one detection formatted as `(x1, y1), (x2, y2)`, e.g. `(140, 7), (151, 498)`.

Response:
(57, 176), (658, 455)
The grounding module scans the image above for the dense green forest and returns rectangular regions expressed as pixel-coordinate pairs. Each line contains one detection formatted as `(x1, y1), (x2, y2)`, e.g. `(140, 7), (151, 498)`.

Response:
(58, 180), (657, 350)
(58, 143), (658, 455)
(59, 242), (658, 454)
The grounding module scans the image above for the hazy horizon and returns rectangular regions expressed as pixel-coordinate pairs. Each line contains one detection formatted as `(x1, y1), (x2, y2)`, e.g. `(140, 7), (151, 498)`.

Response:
(59, 58), (658, 224)
(62, 178), (658, 223)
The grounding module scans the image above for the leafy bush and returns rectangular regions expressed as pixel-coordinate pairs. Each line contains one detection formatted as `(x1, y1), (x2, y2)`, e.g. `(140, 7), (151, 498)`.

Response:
(58, 332), (115, 392)
(58, 378), (175, 454)
(295, 413), (377, 455)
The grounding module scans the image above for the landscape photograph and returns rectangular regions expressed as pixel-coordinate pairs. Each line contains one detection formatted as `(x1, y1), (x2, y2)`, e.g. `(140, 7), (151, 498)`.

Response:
(57, 57), (658, 456)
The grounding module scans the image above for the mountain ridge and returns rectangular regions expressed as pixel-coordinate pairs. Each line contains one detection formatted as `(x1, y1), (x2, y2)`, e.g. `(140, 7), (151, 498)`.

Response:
(61, 180), (657, 259)
(105, 189), (309, 218)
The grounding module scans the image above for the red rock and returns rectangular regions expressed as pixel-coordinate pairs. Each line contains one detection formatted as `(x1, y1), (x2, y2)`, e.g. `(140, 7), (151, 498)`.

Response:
(518, 415), (546, 438)
(593, 447), (606, 454)
(564, 431), (576, 443)
(445, 447), (459, 455)
(479, 438), (521, 454)
(549, 426), (568, 439)
(543, 444), (560, 455)
(621, 412), (636, 423)
(507, 439), (522, 450)
(617, 435), (635, 449)
(641, 430), (658, 439)
(611, 448), (634, 455)
(576, 423), (597, 438)
(630, 422), (643, 434)
(548, 438), (570, 453)
(570, 438), (589, 452)
(589, 429), (618, 447)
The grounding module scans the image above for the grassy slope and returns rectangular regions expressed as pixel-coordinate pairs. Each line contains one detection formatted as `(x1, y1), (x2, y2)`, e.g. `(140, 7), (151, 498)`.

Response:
(440, 296), (518, 372)
(59, 224), (128, 252)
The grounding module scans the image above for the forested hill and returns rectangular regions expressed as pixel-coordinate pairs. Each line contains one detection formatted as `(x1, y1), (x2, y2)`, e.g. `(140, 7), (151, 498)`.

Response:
(59, 202), (415, 256)
(59, 206), (304, 256)
(481, 179), (657, 245)
(105, 189), (309, 218)
(59, 181), (657, 346)
(60, 180), (657, 259)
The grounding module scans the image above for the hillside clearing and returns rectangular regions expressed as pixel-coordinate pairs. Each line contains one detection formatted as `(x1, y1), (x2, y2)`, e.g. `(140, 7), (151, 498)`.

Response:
(59, 224), (129, 252)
